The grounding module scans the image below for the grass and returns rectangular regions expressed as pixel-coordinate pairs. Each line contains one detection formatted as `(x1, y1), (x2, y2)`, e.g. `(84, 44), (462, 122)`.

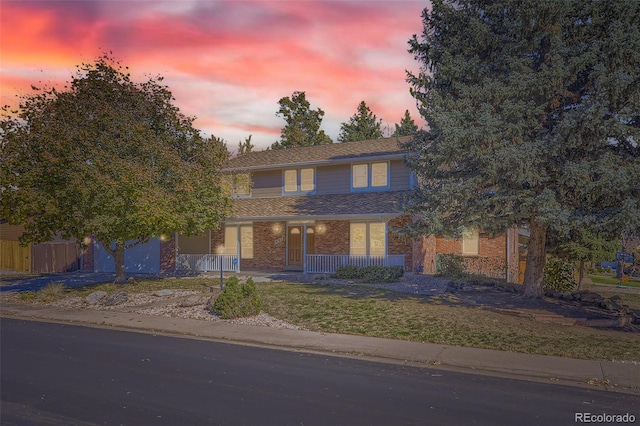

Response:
(588, 273), (640, 288)
(10, 275), (640, 362)
(256, 281), (640, 362)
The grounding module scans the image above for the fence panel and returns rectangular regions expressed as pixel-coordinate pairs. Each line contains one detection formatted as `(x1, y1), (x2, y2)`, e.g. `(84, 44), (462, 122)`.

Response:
(32, 242), (82, 273)
(0, 240), (31, 272)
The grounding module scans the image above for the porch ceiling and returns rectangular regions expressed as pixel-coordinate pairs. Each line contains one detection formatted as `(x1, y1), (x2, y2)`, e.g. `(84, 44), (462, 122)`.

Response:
(231, 190), (411, 220)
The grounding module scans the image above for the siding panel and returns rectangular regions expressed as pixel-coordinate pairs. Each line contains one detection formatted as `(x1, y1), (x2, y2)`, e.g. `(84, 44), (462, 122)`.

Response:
(251, 170), (282, 198)
(316, 164), (351, 195)
(390, 160), (410, 191)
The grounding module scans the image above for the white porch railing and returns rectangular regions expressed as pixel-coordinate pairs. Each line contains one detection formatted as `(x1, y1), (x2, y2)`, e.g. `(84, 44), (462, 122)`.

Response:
(305, 254), (405, 274)
(176, 254), (239, 273)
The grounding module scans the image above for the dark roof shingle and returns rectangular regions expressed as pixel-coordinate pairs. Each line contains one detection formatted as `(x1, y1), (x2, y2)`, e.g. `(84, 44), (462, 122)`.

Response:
(231, 191), (410, 220)
(225, 136), (411, 171)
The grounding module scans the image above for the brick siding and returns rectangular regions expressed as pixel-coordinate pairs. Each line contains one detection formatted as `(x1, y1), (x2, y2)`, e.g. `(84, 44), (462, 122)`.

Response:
(315, 220), (350, 255)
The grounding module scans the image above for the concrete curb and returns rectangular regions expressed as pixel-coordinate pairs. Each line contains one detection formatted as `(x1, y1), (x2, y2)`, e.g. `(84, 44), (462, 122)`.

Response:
(1, 302), (638, 394)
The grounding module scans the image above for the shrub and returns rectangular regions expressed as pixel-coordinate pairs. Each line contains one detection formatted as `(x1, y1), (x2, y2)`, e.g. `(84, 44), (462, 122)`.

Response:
(332, 265), (364, 280)
(332, 265), (404, 283)
(435, 253), (466, 278)
(37, 282), (66, 302)
(211, 276), (261, 319)
(543, 258), (577, 292)
(360, 266), (405, 283)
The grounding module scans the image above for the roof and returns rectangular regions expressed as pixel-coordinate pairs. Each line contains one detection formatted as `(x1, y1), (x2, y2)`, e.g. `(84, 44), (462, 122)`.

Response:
(229, 191), (410, 220)
(224, 136), (411, 171)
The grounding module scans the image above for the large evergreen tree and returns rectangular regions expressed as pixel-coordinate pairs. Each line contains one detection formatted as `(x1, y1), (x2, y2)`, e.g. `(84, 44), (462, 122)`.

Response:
(271, 91), (332, 149)
(392, 110), (419, 136)
(403, 0), (640, 297)
(338, 101), (384, 142)
(237, 134), (254, 155)
(0, 55), (232, 283)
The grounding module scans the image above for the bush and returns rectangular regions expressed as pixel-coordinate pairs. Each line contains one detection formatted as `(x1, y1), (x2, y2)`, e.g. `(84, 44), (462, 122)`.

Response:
(332, 264), (364, 280)
(211, 276), (261, 319)
(435, 253), (467, 278)
(360, 266), (404, 283)
(543, 258), (577, 292)
(332, 265), (404, 283)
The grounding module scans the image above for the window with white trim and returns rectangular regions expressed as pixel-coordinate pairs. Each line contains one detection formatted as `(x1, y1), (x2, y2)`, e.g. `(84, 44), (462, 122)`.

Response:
(349, 222), (387, 256)
(351, 162), (388, 190)
(283, 168), (315, 194)
(462, 229), (479, 255)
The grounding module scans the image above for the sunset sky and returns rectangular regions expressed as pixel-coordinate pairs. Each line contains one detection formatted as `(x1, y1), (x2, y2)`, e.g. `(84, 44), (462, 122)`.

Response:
(0, 0), (428, 151)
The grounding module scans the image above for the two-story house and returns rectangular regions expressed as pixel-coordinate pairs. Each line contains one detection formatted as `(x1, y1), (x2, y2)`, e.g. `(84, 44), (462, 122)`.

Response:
(174, 136), (520, 282)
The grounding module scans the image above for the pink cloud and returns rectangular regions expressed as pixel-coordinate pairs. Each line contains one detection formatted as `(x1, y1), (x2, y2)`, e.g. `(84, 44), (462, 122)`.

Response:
(0, 0), (427, 149)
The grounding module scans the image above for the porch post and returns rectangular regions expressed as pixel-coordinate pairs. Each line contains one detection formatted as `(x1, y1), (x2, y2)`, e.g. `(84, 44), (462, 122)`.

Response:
(303, 224), (308, 274)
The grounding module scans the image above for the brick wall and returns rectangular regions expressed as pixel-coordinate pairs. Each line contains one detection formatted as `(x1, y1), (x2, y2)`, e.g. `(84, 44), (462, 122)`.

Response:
(241, 221), (286, 271)
(315, 220), (350, 255)
(83, 240), (94, 271)
(160, 237), (176, 273)
(388, 216), (414, 271)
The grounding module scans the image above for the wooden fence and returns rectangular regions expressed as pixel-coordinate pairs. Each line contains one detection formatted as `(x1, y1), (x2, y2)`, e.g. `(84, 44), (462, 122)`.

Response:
(0, 240), (31, 272)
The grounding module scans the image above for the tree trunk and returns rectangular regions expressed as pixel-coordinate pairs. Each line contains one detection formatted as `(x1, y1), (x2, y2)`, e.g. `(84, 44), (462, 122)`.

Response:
(577, 260), (585, 290)
(523, 215), (547, 298)
(113, 242), (126, 284)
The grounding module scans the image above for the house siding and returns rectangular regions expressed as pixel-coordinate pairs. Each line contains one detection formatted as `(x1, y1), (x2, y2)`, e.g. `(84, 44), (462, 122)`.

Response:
(390, 160), (410, 191)
(250, 170), (282, 198)
(316, 164), (351, 195)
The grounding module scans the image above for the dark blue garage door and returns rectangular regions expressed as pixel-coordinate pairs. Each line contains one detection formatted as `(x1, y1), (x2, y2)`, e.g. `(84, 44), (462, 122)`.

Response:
(94, 239), (160, 273)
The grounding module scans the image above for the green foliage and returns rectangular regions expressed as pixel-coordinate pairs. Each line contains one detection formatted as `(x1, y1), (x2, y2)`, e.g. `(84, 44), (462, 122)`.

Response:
(392, 110), (418, 137)
(435, 253), (466, 278)
(549, 229), (618, 264)
(0, 55), (232, 283)
(404, 0), (640, 296)
(271, 91), (333, 149)
(237, 134), (254, 155)
(212, 276), (262, 319)
(332, 265), (404, 283)
(338, 101), (383, 142)
(543, 258), (577, 292)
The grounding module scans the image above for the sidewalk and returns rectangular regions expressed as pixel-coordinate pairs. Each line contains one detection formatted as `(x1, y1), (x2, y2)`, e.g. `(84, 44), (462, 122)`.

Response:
(2, 301), (638, 394)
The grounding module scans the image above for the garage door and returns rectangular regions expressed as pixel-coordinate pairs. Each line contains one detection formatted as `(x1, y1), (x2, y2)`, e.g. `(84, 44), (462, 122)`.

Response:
(94, 239), (160, 273)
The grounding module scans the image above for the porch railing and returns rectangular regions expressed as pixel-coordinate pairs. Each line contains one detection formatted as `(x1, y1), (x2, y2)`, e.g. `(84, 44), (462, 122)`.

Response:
(176, 254), (239, 273)
(305, 254), (405, 274)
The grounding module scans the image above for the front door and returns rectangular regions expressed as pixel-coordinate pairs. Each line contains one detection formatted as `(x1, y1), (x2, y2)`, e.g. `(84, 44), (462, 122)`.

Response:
(288, 226), (302, 266)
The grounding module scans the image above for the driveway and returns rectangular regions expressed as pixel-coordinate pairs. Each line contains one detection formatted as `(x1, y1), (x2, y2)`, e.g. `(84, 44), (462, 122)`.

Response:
(1, 271), (138, 293)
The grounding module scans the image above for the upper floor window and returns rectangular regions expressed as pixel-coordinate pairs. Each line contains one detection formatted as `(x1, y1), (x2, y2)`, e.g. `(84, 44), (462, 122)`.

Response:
(233, 173), (251, 197)
(352, 162), (388, 191)
(283, 168), (315, 194)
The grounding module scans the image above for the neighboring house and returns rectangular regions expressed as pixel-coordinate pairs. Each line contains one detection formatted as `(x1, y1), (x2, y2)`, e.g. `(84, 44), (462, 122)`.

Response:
(176, 136), (521, 282)
(0, 221), (82, 273)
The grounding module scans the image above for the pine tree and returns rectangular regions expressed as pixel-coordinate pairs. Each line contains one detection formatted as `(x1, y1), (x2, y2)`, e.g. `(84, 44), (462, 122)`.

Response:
(403, 0), (640, 297)
(237, 135), (254, 155)
(392, 110), (418, 136)
(338, 101), (383, 142)
(271, 91), (333, 149)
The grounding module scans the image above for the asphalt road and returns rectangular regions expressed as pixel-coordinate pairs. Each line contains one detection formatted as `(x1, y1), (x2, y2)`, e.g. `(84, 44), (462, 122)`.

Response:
(1, 319), (637, 426)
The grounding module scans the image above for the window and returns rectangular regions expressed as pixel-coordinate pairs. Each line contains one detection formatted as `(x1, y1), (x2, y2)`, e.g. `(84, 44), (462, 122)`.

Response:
(352, 164), (368, 188)
(350, 222), (386, 256)
(240, 226), (253, 259)
(233, 173), (251, 197)
(223, 225), (254, 259)
(283, 168), (315, 194)
(351, 162), (388, 190)
(284, 170), (297, 193)
(462, 229), (479, 255)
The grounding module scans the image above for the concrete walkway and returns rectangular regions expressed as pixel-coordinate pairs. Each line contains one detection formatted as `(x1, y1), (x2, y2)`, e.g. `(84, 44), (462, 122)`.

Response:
(1, 301), (638, 395)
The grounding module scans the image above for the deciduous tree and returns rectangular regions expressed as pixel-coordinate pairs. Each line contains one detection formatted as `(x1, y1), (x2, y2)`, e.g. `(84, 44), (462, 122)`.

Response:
(403, 0), (640, 297)
(0, 55), (232, 283)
